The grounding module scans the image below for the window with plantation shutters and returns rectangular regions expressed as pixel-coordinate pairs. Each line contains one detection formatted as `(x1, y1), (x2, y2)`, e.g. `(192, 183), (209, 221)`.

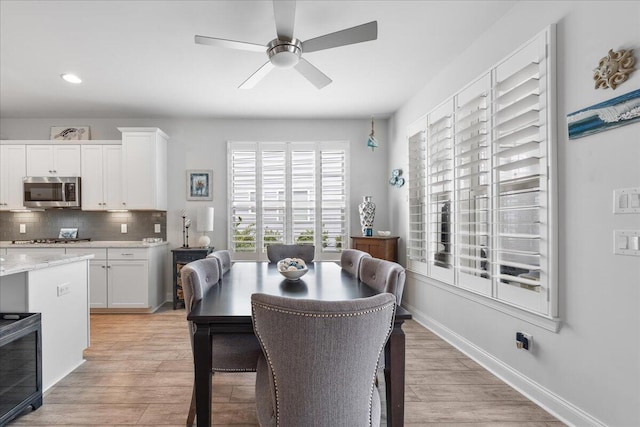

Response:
(455, 74), (492, 295)
(228, 141), (349, 261)
(406, 26), (556, 318)
(427, 100), (455, 284)
(407, 128), (427, 273)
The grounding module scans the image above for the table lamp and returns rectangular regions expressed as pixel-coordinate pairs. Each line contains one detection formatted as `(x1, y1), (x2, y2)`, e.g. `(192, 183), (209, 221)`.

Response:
(197, 207), (214, 248)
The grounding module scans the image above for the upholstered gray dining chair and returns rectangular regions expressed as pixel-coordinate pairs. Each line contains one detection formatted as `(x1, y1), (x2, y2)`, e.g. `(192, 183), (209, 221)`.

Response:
(340, 249), (371, 279)
(251, 293), (396, 427)
(358, 257), (406, 305)
(181, 258), (262, 426)
(207, 249), (232, 275)
(266, 244), (315, 263)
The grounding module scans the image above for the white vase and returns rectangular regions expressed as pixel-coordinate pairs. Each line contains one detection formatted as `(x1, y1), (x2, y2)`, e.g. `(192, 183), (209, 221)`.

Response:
(358, 196), (376, 236)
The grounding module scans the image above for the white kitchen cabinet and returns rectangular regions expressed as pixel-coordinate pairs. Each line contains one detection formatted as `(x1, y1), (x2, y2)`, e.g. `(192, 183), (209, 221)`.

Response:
(0, 145), (26, 210)
(81, 145), (122, 210)
(26, 144), (81, 176)
(118, 127), (168, 210)
(107, 259), (149, 308)
(66, 248), (109, 308)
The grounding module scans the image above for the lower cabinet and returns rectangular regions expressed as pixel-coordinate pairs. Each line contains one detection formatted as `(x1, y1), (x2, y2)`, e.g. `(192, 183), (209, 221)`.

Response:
(61, 245), (166, 312)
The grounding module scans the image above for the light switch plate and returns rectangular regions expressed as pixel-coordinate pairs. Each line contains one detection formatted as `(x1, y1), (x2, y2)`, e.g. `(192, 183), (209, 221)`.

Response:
(614, 230), (640, 256)
(614, 188), (640, 214)
(154, 224), (161, 233)
(19, 224), (26, 233)
(121, 224), (128, 233)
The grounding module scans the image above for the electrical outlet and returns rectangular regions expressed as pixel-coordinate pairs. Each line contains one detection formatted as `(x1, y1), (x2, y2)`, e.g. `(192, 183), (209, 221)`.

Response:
(516, 332), (533, 350)
(154, 224), (161, 233)
(121, 224), (128, 233)
(19, 224), (26, 233)
(57, 283), (71, 296)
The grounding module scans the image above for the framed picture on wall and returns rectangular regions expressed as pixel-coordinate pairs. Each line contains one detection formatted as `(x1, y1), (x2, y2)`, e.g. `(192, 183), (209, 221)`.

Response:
(186, 170), (213, 201)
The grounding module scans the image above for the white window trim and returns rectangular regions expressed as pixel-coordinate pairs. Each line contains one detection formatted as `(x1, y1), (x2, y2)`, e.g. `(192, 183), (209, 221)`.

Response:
(406, 25), (558, 321)
(227, 140), (349, 262)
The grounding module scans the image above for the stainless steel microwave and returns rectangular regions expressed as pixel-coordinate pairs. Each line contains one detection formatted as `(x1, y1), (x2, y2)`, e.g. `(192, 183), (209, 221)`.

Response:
(23, 177), (81, 208)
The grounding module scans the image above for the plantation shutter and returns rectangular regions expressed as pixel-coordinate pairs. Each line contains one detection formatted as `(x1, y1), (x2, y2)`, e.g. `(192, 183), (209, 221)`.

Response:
(492, 32), (551, 314)
(291, 147), (316, 245)
(455, 74), (492, 294)
(261, 144), (286, 251)
(407, 129), (427, 268)
(427, 100), (455, 283)
(319, 146), (348, 255)
(229, 143), (257, 254)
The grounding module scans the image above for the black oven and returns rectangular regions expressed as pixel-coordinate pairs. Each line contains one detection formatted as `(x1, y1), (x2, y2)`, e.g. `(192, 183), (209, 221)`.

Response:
(0, 313), (42, 425)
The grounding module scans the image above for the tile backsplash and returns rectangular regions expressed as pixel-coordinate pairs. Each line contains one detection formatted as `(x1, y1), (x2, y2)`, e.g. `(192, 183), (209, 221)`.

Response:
(0, 210), (166, 241)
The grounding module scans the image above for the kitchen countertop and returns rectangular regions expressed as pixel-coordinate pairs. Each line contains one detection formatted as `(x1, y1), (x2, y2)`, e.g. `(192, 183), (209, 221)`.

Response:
(0, 253), (94, 276)
(0, 240), (169, 249)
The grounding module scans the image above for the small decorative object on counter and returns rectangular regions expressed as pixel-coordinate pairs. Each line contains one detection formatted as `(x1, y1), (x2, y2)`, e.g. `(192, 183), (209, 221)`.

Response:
(358, 196), (376, 236)
(181, 210), (191, 248)
(277, 258), (308, 280)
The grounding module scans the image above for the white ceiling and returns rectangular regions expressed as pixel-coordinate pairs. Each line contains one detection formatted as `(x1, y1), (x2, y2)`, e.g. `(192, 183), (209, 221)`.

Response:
(0, 0), (517, 119)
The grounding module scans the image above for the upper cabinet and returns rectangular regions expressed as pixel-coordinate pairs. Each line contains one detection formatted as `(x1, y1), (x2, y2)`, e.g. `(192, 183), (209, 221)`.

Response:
(81, 145), (122, 210)
(118, 127), (168, 211)
(0, 145), (26, 210)
(26, 144), (81, 176)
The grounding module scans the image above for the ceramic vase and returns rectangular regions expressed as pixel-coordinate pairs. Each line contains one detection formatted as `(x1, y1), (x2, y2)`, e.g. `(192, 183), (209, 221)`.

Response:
(358, 196), (376, 236)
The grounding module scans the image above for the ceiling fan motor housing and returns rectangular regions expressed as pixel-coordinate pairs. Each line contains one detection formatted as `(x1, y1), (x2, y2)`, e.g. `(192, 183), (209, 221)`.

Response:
(267, 38), (302, 68)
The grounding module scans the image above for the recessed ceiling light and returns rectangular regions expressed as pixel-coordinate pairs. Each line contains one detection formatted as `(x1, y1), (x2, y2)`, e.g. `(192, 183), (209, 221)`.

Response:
(61, 73), (82, 84)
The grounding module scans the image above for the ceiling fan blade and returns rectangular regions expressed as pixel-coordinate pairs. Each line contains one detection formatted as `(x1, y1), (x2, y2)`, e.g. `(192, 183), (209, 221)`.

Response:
(302, 21), (377, 53)
(195, 35), (265, 53)
(239, 61), (276, 89)
(294, 58), (332, 89)
(273, 0), (296, 41)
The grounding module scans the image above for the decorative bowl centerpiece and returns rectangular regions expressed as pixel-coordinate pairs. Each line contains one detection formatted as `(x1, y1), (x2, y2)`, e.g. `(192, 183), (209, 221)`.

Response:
(277, 258), (308, 280)
(377, 230), (391, 237)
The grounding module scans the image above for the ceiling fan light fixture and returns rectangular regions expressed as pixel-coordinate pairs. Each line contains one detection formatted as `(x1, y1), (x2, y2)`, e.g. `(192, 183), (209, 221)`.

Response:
(267, 38), (301, 68)
(61, 73), (82, 84)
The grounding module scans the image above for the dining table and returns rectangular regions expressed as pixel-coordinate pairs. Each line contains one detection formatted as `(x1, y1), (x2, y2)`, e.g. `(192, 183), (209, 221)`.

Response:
(187, 261), (412, 427)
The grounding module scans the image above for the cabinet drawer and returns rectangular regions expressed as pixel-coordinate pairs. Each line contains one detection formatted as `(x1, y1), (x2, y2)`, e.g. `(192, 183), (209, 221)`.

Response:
(65, 247), (107, 259)
(107, 248), (148, 260)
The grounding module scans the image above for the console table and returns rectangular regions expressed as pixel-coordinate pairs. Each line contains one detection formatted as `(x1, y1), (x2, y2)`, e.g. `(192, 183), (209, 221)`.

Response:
(350, 236), (399, 262)
(171, 247), (213, 309)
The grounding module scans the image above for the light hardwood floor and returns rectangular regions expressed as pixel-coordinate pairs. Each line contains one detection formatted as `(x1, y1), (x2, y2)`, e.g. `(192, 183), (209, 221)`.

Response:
(10, 305), (564, 426)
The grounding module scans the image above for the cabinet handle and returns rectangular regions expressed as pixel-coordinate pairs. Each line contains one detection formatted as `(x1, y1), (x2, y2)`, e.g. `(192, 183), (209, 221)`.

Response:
(122, 202), (127, 206)
(121, 253), (134, 256)
(101, 265), (106, 269)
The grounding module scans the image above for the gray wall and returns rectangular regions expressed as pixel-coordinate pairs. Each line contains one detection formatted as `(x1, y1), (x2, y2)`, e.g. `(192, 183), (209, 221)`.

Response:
(388, 1), (640, 426)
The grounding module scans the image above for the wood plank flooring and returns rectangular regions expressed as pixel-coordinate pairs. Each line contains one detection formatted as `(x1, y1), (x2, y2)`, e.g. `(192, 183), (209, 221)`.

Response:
(9, 305), (564, 426)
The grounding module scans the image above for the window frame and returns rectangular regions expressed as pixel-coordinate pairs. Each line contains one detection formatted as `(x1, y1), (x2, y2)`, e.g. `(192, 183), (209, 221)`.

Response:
(227, 140), (350, 262)
(406, 26), (557, 320)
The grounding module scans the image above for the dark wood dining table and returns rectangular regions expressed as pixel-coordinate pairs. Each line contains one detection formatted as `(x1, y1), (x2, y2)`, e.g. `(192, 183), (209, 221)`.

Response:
(187, 261), (412, 427)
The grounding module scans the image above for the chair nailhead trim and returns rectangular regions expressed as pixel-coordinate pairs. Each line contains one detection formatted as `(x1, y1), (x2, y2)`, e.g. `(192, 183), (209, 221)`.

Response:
(252, 301), (395, 426)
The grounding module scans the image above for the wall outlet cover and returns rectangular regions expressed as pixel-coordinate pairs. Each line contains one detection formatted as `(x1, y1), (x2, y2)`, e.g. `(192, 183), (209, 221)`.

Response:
(121, 224), (128, 233)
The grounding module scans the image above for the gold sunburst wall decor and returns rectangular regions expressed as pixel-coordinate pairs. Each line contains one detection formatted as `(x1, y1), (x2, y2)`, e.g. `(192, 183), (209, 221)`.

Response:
(593, 48), (636, 90)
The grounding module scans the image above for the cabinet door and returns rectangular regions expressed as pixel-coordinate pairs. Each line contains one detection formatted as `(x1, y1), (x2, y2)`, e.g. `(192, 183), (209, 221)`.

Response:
(107, 260), (148, 308)
(0, 145), (26, 210)
(103, 145), (122, 210)
(81, 145), (106, 210)
(89, 260), (108, 308)
(53, 145), (81, 176)
(121, 133), (156, 210)
(26, 145), (54, 176)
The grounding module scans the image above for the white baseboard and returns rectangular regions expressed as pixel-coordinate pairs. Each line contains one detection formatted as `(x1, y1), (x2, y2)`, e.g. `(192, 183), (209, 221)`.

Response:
(403, 302), (606, 427)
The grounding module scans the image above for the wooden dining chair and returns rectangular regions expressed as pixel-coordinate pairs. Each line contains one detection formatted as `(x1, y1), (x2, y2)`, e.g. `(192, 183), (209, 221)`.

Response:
(358, 257), (406, 305)
(207, 249), (232, 275)
(251, 293), (396, 427)
(181, 258), (262, 426)
(266, 244), (315, 263)
(340, 249), (371, 279)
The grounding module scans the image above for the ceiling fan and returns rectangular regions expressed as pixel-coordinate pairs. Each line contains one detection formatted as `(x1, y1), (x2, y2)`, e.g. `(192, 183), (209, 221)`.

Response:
(194, 0), (377, 89)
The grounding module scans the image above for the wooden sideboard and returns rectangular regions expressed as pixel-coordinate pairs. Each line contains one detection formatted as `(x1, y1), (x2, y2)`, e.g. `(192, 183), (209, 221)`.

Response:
(350, 236), (399, 262)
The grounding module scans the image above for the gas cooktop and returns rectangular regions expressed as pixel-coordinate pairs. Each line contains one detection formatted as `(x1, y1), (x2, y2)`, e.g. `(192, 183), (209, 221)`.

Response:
(11, 238), (92, 245)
